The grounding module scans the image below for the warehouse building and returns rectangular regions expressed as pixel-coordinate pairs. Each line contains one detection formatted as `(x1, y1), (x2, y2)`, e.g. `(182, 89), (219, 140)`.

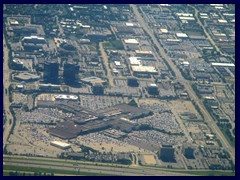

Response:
(135, 50), (153, 57)
(124, 39), (139, 44)
(131, 65), (158, 75)
(81, 76), (106, 86)
(50, 141), (71, 150)
(14, 72), (40, 82)
(129, 57), (141, 66)
(22, 36), (46, 44)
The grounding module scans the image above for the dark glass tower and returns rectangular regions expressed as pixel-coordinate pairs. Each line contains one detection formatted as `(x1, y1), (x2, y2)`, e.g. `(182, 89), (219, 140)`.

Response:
(63, 62), (80, 85)
(43, 61), (59, 84)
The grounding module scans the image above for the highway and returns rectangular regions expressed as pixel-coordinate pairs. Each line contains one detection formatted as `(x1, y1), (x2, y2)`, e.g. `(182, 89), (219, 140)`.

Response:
(3, 155), (196, 176)
(3, 35), (14, 151)
(130, 4), (235, 163)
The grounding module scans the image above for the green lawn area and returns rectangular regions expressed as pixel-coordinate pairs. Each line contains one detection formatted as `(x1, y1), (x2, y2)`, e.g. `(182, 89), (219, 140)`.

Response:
(219, 127), (235, 147)
(171, 170), (235, 176)
(3, 172), (10, 176)
(4, 165), (113, 176)
(5, 156), (129, 169)
(103, 40), (124, 50)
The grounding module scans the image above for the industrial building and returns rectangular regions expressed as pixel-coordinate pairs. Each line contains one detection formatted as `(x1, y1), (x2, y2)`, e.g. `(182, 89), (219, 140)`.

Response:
(50, 141), (71, 149)
(124, 39), (139, 44)
(211, 63), (235, 67)
(36, 93), (79, 107)
(135, 50), (153, 57)
(81, 76), (106, 86)
(14, 72), (40, 82)
(55, 94), (78, 100)
(129, 57), (141, 66)
(131, 65), (158, 75)
(48, 103), (151, 139)
(22, 36), (46, 44)
(39, 84), (61, 91)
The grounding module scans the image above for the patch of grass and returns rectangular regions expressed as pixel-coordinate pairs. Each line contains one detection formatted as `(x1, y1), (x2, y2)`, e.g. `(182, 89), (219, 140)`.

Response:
(6, 156), (130, 169)
(171, 170), (235, 176)
(104, 40), (124, 50)
(219, 127), (235, 147)
(4, 165), (114, 176)
(3, 172), (10, 176)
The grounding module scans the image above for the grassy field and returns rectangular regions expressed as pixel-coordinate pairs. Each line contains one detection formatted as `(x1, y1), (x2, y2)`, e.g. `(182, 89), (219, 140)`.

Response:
(4, 156), (129, 169)
(3, 165), (113, 176)
(103, 40), (124, 50)
(219, 127), (235, 147)
(170, 170), (235, 176)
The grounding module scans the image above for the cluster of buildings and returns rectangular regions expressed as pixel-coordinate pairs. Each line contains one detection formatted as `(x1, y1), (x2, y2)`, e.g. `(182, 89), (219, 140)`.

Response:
(3, 4), (234, 170)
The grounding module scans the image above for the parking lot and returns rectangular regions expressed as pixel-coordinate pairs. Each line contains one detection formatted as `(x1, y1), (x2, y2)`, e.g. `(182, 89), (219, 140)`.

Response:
(15, 108), (73, 123)
(71, 132), (148, 153)
(124, 130), (187, 152)
(79, 95), (128, 111)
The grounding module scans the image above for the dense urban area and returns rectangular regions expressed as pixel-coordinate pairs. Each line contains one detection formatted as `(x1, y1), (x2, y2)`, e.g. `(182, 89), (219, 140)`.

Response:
(3, 4), (235, 176)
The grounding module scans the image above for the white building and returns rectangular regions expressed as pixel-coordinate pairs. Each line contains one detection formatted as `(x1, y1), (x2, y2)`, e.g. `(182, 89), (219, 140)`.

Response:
(124, 39), (139, 44)
(50, 141), (71, 150)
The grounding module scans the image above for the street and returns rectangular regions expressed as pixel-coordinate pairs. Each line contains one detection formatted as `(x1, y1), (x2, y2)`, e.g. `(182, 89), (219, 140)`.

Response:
(130, 4), (235, 163)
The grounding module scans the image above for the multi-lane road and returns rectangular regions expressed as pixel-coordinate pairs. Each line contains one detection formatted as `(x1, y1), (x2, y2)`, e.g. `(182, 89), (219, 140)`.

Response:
(3, 155), (198, 176)
(130, 4), (235, 163)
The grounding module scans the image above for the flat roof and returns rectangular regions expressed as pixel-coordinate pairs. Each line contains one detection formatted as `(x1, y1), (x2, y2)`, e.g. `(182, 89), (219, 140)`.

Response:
(200, 16), (209, 19)
(23, 36), (45, 40)
(14, 73), (40, 81)
(55, 94), (78, 100)
(126, 22), (134, 27)
(211, 63), (235, 67)
(124, 39), (139, 44)
(160, 28), (168, 33)
(181, 61), (190, 65)
(218, 19), (227, 23)
(176, 33), (188, 38)
(167, 39), (181, 42)
(176, 13), (193, 17)
(160, 4), (171, 6)
(131, 65), (158, 73)
(81, 76), (105, 84)
(51, 141), (71, 147)
(179, 17), (195, 20)
(149, 83), (157, 87)
(223, 13), (235, 16)
(210, 4), (223, 6)
(114, 61), (121, 66)
(129, 57), (141, 65)
(135, 50), (153, 54)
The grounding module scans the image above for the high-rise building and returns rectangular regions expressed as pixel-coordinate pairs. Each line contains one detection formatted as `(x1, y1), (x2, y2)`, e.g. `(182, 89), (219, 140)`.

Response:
(92, 83), (104, 95)
(127, 77), (139, 87)
(183, 146), (195, 159)
(147, 83), (159, 95)
(63, 62), (80, 84)
(158, 145), (176, 162)
(43, 61), (59, 83)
